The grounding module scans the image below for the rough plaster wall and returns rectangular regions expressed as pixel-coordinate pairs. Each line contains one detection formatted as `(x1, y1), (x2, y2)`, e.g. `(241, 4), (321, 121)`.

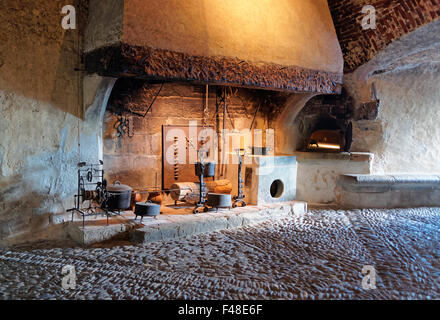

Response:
(0, 79), (114, 243)
(0, 92), (78, 238)
(0, 1), (114, 242)
(296, 158), (371, 204)
(346, 62), (440, 174)
(361, 62), (440, 173)
(0, 0), (88, 117)
(338, 17), (440, 175)
(274, 93), (317, 154)
(121, 0), (343, 74)
(84, 0), (124, 52)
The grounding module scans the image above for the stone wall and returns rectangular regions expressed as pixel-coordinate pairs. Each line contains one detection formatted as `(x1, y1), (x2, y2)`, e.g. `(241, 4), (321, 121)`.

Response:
(349, 62), (440, 173)
(296, 152), (372, 204)
(0, 1), (113, 243)
(328, 0), (440, 72)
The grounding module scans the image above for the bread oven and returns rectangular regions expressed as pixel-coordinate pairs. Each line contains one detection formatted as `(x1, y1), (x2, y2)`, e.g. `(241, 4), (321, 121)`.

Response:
(307, 130), (343, 152)
(292, 89), (354, 154)
(300, 115), (352, 153)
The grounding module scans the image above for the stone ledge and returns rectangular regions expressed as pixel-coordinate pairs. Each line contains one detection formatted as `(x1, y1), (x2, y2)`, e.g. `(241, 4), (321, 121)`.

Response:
(337, 174), (440, 209)
(296, 152), (373, 162)
(67, 221), (135, 246)
(131, 201), (307, 244)
(339, 174), (440, 192)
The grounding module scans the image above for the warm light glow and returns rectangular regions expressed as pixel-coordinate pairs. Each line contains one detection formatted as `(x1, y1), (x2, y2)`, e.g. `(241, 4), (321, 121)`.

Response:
(308, 143), (341, 150)
(317, 143), (341, 150)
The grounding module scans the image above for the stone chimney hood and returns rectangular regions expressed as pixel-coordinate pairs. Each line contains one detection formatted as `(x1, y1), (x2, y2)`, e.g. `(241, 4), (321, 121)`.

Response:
(84, 0), (344, 94)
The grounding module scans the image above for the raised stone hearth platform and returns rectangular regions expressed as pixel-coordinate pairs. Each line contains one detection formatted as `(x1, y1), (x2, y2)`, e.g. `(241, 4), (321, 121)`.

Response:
(338, 174), (440, 208)
(67, 201), (307, 245)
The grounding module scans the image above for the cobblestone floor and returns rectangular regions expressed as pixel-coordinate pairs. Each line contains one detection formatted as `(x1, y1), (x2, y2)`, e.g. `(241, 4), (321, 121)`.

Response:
(0, 208), (439, 300)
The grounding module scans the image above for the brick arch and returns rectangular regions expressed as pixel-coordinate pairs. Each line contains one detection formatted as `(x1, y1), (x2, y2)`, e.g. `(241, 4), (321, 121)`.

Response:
(328, 0), (440, 72)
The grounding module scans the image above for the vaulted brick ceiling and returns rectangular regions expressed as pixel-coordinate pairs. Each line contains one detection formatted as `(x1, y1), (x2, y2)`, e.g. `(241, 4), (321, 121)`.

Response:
(327, 0), (440, 72)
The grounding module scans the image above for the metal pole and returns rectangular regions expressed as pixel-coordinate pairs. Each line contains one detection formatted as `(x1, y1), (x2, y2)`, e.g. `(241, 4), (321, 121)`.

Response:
(221, 88), (226, 177)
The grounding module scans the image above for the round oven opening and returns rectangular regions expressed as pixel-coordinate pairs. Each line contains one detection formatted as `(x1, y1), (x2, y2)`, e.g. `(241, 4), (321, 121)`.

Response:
(270, 179), (284, 198)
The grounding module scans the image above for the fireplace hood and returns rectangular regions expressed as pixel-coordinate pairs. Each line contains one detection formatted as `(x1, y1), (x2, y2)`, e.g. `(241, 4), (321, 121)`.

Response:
(84, 0), (343, 94)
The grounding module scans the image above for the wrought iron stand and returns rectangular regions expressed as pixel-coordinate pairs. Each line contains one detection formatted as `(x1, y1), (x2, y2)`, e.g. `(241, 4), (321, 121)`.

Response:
(233, 149), (247, 208)
(67, 161), (118, 228)
(193, 151), (209, 214)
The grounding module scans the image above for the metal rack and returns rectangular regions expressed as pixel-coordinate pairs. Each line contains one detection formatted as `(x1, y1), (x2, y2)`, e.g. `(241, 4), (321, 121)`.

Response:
(67, 161), (120, 228)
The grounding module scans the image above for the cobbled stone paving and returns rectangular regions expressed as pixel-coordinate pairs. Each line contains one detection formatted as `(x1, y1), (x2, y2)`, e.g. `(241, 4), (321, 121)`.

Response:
(0, 208), (439, 300)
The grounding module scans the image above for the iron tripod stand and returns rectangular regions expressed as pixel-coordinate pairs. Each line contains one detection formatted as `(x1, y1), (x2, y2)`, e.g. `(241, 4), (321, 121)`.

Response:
(67, 161), (114, 229)
(233, 149), (247, 208)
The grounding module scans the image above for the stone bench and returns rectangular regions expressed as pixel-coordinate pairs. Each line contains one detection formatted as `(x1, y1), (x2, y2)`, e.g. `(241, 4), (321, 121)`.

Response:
(337, 174), (440, 208)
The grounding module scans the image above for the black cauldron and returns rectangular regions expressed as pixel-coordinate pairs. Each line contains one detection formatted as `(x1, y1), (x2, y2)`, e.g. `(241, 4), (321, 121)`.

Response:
(106, 181), (132, 211)
(206, 193), (232, 209)
(134, 202), (161, 220)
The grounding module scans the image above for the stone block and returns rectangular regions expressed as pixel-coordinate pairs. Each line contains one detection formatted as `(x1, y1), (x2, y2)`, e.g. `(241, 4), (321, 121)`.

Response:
(158, 225), (179, 240)
(354, 100), (380, 120)
(244, 155), (298, 206)
(338, 174), (440, 208)
(67, 222), (133, 246)
(225, 214), (244, 229)
(296, 154), (372, 203)
(131, 227), (163, 243)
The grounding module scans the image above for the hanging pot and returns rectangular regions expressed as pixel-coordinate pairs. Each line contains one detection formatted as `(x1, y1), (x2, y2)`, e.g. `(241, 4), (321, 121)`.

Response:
(106, 181), (132, 210)
(195, 162), (216, 177)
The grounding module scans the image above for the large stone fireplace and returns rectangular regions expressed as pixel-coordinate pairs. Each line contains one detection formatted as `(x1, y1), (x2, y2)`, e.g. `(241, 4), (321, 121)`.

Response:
(4, 0), (439, 244)
(77, 0), (345, 221)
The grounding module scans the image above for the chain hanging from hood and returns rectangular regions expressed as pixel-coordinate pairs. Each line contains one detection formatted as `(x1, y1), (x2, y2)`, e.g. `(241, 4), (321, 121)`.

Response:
(202, 85), (209, 130)
(199, 84), (210, 157)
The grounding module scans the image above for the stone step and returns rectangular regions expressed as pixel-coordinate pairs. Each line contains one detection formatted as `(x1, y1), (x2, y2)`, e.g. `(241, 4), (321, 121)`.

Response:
(131, 201), (307, 244)
(338, 174), (440, 208)
(67, 220), (136, 246)
(67, 202), (307, 245)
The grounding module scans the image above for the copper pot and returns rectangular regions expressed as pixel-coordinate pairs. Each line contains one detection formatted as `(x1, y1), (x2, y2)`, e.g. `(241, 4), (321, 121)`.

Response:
(130, 192), (142, 211)
(148, 191), (164, 205)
